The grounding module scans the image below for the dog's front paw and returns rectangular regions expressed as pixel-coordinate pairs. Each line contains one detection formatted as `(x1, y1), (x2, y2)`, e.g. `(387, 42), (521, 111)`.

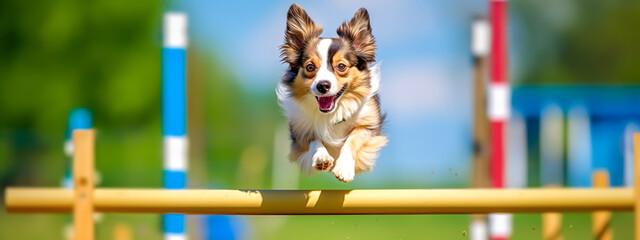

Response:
(313, 150), (334, 171)
(332, 159), (355, 183)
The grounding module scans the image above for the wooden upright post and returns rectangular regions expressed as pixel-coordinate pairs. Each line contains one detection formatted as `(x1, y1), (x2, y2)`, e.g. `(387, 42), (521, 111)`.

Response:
(634, 133), (640, 240)
(113, 223), (132, 240)
(472, 20), (491, 194)
(470, 16), (491, 240)
(73, 129), (95, 240)
(592, 170), (612, 240)
(542, 208), (563, 240)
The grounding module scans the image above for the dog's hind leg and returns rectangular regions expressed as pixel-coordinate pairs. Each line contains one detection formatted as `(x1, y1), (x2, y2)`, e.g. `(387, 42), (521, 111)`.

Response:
(332, 128), (388, 182)
(352, 134), (387, 174)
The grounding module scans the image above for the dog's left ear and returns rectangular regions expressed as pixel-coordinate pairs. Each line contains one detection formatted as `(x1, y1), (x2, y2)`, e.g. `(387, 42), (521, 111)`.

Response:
(337, 8), (376, 62)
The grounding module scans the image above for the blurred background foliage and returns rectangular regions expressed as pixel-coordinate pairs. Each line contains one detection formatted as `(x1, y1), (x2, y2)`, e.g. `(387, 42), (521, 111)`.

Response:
(513, 0), (640, 84)
(0, 1), (282, 190)
(1, 0), (164, 187)
(1, 0), (639, 239)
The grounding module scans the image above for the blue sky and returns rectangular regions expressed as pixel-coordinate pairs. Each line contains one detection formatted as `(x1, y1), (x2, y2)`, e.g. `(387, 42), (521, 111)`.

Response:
(176, 0), (492, 185)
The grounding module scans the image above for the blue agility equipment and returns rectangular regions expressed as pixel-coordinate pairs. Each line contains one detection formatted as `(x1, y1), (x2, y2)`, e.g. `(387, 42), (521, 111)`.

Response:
(162, 12), (188, 240)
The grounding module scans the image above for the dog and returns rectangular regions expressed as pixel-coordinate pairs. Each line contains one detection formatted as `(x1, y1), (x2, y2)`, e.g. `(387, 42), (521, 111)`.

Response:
(276, 4), (387, 182)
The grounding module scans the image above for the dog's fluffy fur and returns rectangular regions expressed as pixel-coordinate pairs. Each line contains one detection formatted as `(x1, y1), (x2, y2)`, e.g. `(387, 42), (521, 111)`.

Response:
(276, 4), (387, 182)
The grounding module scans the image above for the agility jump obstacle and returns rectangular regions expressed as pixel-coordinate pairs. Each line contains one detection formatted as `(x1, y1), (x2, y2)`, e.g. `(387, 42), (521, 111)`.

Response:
(5, 187), (635, 215)
(4, 6), (640, 240)
(4, 130), (640, 240)
(488, 0), (511, 239)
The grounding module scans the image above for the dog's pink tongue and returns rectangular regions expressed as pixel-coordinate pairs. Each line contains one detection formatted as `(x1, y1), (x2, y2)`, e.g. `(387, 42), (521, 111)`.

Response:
(317, 96), (335, 111)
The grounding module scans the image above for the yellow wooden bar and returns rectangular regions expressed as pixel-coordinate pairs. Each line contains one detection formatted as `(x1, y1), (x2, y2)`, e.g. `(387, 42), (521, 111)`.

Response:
(634, 133), (640, 240)
(5, 188), (633, 215)
(592, 170), (612, 240)
(73, 129), (95, 240)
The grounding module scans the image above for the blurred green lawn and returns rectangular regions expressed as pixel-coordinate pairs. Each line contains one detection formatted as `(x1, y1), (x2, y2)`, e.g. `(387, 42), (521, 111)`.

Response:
(1, 206), (633, 239)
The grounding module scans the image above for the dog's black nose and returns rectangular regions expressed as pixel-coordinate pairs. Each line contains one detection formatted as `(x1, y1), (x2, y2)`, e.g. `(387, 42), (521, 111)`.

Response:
(316, 80), (331, 94)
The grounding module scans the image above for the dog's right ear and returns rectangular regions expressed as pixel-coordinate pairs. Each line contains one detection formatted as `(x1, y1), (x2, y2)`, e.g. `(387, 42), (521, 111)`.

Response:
(280, 4), (323, 66)
(337, 8), (376, 63)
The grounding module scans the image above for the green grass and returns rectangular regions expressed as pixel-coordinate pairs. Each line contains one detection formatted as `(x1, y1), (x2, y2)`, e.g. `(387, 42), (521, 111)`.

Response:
(258, 213), (633, 240)
(1, 202), (634, 239)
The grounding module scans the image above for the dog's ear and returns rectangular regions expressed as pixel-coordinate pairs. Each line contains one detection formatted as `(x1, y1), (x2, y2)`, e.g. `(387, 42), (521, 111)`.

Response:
(280, 4), (323, 66)
(337, 8), (376, 62)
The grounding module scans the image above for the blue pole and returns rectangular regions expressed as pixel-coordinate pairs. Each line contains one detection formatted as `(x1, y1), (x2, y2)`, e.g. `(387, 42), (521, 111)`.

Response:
(162, 12), (188, 240)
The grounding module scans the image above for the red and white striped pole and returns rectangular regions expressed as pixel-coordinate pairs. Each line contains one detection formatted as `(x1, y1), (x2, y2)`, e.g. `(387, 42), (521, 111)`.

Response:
(488, 0), (511, 240)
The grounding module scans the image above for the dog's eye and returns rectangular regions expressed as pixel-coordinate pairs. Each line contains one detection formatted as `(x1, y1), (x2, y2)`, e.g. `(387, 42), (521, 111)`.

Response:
(305, 63), (316, 72)
(336, 63), (347, 72)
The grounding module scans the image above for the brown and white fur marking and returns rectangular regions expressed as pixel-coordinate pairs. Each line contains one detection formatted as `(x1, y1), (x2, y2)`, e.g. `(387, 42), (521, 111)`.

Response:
(276, 4), (387, 182)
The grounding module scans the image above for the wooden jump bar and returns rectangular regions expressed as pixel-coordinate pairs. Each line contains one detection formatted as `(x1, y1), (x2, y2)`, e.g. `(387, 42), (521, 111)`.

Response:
(5, 188), (633, 215)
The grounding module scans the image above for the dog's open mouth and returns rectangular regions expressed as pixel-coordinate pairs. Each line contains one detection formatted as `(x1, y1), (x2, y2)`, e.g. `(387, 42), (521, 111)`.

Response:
(316, 86), (346, 113)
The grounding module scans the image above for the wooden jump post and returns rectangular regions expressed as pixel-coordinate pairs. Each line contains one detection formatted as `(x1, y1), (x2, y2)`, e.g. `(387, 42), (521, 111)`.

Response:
(5, 132), (640, 239)
(471, 14), (491, 240)
(72, 129), (95, 240)
(635, 133), (640, 240)
(592, 170), (612, 240)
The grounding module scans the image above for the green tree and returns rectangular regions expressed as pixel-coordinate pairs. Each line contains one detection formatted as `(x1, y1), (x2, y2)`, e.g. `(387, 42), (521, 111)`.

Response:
(513, 0), (640, 84)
